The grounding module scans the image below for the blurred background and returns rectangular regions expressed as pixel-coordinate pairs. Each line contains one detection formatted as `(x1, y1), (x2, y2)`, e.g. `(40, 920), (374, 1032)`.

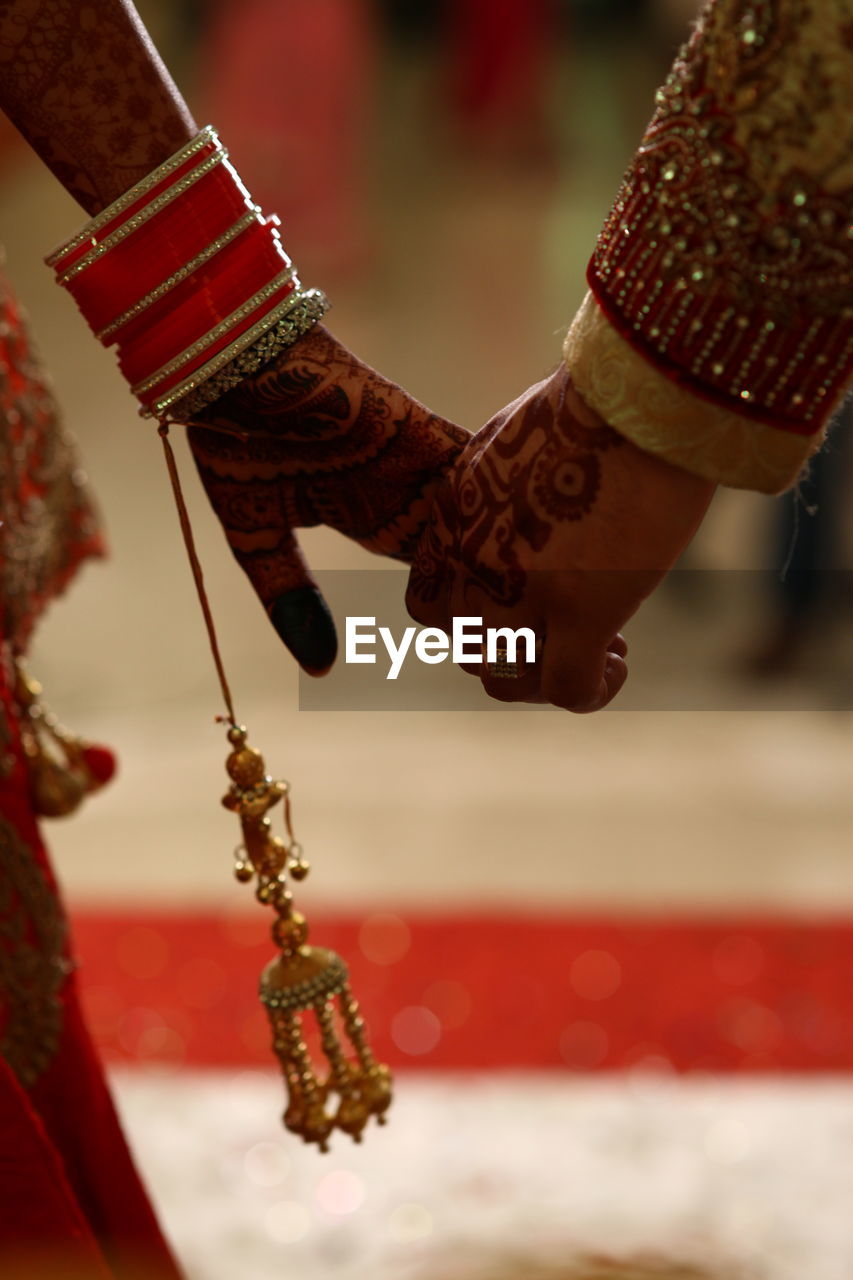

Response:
(3, 1), (853, 1277)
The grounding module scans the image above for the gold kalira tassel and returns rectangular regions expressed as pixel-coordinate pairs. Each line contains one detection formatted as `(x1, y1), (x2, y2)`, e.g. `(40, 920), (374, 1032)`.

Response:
(221, 723), (392, 1152)
(153, 423), (390, 1151)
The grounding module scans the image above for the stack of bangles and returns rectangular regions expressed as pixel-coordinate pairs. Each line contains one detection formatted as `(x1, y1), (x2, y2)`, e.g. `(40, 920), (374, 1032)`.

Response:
(46, 125), (328, 421)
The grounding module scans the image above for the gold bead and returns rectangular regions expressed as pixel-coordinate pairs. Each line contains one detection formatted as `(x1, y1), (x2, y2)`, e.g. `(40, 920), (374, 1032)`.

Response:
(336, 1095), (370, 1138)
(283, 1101), (307, 1134)
(364, 1065), (393, 1115)
(30, 758), (88, 817)
(273, 912), (308, 950)
(226, 745), (265, 788)
(302, 1100), (334, 1146)
(259, 835), (287, 876)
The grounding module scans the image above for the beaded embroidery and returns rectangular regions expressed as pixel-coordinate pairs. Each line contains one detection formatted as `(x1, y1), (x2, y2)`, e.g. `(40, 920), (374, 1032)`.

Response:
(587, 0), (853, 433)
(565, 290), (822, 492)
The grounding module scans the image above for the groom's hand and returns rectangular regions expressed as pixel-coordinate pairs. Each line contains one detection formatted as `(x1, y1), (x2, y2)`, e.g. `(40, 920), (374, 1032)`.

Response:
(406, 364), (715, 711)
(187, 325), (469, 674)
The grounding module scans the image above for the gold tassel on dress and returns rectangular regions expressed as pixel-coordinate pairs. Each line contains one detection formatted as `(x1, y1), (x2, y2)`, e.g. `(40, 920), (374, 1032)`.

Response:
(222, 723), (392, 1152)
(15, 661), (116, 818)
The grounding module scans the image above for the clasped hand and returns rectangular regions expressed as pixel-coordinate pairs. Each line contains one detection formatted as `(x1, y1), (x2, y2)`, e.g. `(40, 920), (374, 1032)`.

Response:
(189, 336), (713, 710)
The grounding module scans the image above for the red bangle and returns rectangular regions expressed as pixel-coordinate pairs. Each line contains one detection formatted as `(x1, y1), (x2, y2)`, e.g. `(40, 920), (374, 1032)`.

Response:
(48, 134), (222, 275)
(117, 222), (293, 386)
(65, 163), (252, 329)
(47, 127), (329, 419)
(133, 277), (301, 413)
(104, 209), (266, 346)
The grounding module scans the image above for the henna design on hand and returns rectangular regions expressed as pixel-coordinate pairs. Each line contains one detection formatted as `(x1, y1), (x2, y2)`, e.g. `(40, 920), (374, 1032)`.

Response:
(0, 0), (195, 211)
(408, 365), (623, 611)
(187, 325), (469, 608)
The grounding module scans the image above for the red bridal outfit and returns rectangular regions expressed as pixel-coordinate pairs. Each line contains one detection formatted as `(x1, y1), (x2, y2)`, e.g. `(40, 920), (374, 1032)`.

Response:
(0, 266), (183, 1278)
(564, 0), (853, 491)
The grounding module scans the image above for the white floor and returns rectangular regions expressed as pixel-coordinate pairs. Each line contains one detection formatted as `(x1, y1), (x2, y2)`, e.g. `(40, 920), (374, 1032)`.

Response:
(113, 1069), (853, 1280)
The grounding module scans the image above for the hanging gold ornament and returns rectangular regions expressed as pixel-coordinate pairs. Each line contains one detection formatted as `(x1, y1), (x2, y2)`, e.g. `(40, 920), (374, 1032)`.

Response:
(15, 661), (116, 818)
(221, 723), (392, 1152)
(152, 424), (391, 1152)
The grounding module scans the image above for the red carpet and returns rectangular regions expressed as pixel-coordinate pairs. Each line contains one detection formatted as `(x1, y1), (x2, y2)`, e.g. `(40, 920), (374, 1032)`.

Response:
(70, 909), (853, 1073)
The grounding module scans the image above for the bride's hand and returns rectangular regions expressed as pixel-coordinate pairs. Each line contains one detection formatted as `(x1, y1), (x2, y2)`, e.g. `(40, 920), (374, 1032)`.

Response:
(187, 325), (469, 673)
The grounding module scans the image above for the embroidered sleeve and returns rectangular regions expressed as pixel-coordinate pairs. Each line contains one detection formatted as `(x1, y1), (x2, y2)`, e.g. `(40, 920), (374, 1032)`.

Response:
(564, 0), (853, 493)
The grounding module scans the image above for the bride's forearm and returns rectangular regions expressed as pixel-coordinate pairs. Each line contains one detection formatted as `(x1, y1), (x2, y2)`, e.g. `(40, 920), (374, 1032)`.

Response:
(0, 0), (195, 212)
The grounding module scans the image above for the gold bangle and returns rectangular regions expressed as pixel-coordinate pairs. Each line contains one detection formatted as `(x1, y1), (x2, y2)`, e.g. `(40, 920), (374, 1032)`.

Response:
(158, 290), (330, 421)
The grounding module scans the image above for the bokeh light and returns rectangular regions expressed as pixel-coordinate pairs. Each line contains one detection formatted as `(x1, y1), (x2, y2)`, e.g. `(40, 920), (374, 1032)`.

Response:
(315, 1170), (366, 1217)
(387, 1202), (434, 1243)
(358, 913), (411, 965)
(244, 1141), (291, 1188)
(391, 1006), (441, 1056)
(569, 949), (622, 1001)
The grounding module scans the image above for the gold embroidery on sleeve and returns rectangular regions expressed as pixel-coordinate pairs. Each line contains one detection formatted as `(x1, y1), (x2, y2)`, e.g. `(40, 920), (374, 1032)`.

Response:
(588, 0), (853, 434)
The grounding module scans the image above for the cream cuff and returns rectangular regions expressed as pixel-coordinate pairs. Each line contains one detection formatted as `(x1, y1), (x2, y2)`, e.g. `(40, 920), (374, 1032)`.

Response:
(563, 292), (828, 495)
